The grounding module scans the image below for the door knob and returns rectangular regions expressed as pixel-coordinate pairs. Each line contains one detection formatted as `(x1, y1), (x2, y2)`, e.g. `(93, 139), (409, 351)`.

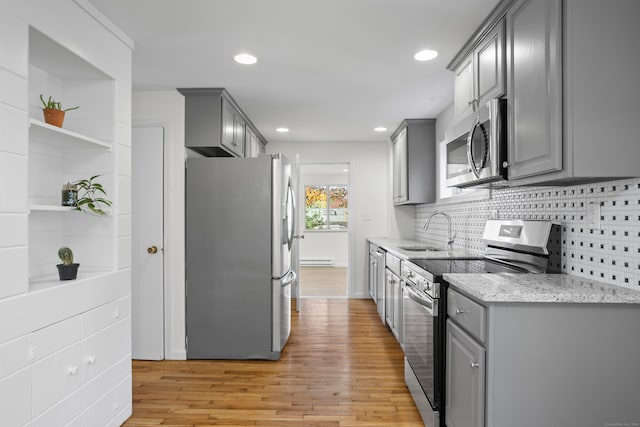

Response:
(147, 246), (158, 254)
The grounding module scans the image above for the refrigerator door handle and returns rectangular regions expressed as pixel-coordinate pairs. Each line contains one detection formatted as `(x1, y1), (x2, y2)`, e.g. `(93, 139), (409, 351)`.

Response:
(282, 270), (297, 287)
(287, 179), (296, 251)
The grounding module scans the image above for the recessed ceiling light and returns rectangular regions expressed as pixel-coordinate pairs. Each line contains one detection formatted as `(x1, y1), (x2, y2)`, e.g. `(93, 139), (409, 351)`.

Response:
(414, 49), (438, 62)
(374, 127), (387, 132)
(276, 127), (289, 133)
(234, 53), (258, 65)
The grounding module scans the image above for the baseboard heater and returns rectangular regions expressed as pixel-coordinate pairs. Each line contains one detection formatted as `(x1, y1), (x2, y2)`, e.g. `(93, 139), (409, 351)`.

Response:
(300, 258), (336, 266)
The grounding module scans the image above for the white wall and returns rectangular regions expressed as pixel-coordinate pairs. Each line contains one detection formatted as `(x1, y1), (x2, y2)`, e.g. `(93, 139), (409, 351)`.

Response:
(299, 169), (349, 267)
(266, 140), (389, 298)
(132, 90), (186, 360)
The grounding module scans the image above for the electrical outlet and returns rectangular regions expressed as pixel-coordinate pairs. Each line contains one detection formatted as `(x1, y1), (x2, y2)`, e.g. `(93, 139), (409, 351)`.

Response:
(362, 211), (373, 221)
(587, 202), (601, 229)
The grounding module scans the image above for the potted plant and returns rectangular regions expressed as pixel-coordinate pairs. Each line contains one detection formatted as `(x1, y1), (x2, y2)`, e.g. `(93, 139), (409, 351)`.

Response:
(72, 175), (112, 216)
(57, 247), (79, 280)
(40, 94), (79, 128)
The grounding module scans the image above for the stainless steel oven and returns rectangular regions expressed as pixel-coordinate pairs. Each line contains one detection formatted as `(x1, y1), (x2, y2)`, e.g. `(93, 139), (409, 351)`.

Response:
(402, 262), (442, 427)
(444, 99), (507, 188)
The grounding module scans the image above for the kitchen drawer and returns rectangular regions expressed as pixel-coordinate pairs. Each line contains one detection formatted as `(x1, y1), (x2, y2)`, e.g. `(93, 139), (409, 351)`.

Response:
(81, 376), (131, 427)
(0, 333), (32, 379)
(32, 315), (82, 361)
(0, 367), (31, 427)
(82, 317), (130, 385)
(82, 353), (130, 411)
(32, 341), (82, 418)
(32, 389), (81, 427)
(448, 288), (486, 343)
(386, 253), (401, 276)
(82, 296), (130, 338)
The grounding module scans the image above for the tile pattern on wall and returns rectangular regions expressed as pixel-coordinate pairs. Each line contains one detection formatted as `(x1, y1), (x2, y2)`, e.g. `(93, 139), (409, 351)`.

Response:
(415, 177), (640, 290)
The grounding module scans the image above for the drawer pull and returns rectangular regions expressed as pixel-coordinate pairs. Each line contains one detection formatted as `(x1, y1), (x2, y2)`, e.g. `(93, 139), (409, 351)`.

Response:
(113, 309), (120, 319)
(455, 308), (468, 315)
(112, 402), (120, 411)
(68, 365), (79, 376)
(87, 355), (96, 365)
(470, 361), (480, 369)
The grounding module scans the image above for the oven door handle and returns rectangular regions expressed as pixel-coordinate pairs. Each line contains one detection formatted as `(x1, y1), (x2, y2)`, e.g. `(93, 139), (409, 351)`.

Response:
(406, 286), (437, 317)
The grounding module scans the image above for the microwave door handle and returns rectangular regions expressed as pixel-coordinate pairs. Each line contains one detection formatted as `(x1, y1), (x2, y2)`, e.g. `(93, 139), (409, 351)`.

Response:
(466, 117), (481, 179)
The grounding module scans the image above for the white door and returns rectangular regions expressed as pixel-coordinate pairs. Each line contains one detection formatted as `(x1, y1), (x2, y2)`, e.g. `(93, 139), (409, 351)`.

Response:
(131, 126), (165, 360)
(291, 154), (302, 311)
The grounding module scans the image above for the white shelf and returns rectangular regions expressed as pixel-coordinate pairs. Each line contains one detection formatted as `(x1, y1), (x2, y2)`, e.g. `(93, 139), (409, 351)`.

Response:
(29, 204), (76, 213)
(28, 271), (114, 294)
(29, 119), (111, 150)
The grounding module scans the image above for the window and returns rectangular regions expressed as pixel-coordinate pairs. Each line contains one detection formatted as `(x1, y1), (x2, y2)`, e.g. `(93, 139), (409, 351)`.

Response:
(305, 185), (348, 231)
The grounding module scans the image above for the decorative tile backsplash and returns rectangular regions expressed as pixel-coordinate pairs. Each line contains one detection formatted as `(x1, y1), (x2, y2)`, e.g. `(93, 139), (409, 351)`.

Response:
(415, 177), (640, 290)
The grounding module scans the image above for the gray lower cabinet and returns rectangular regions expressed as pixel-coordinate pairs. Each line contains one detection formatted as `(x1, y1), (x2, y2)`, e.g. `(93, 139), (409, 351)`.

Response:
(446, 286), (640, 427)
(368, 243), (378, 301)
(384, 269), (401, 343)
(391, 119), (436, 205)
(179, 87), (265, 157)
(445, 320), (485, 427)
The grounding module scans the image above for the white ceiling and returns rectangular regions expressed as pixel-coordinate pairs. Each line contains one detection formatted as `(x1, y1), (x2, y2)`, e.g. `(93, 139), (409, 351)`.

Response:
(88, 0), (499, 143)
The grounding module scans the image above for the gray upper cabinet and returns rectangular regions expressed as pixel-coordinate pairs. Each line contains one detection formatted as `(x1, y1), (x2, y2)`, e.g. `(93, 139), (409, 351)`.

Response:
(391, 119), (436, 205)
(453, 55), (474, 121)
(476, 22), (505, 108)
(449, 0), (640, 185)
(453, 22), (505, 122)
(245, 125), (266, 158)
(505, 0), (562, 180)
(178, 87), (266, 157)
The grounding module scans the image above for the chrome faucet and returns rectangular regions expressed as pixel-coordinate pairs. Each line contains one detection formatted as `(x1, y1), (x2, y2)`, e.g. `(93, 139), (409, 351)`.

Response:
(423, 210), (455, 251)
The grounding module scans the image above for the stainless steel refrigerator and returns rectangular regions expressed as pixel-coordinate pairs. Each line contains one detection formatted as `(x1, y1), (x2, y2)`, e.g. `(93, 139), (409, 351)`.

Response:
(185, 154), (296, 360)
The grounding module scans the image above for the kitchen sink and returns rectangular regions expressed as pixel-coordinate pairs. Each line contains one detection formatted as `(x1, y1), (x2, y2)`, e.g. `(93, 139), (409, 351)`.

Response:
(398, 245), (446, 252)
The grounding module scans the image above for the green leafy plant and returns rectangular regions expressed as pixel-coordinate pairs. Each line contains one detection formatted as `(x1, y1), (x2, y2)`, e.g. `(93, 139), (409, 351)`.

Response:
(72, 175), (112, 216)
(40, 94), (79, 112)
(58, 247), (74, 265)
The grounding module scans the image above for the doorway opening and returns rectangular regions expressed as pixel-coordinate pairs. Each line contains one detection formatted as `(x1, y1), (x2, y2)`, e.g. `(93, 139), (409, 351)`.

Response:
(298, 163), (350, 298)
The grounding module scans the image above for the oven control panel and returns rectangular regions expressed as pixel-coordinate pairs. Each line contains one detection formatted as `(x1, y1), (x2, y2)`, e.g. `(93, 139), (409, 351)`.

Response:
(402, 262), (439, 299)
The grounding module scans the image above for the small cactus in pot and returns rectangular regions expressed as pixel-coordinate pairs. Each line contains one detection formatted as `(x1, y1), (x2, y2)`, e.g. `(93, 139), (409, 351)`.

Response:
(56, 247), (80, 280)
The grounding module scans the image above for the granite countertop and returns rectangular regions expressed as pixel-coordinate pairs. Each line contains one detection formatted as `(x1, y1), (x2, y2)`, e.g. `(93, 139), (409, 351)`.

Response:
(443, 273), (640, 304)
(367, 237), (482, 260)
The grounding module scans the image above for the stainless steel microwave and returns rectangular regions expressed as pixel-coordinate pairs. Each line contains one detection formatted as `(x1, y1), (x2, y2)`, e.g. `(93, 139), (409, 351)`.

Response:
(444, 98), (507, 188)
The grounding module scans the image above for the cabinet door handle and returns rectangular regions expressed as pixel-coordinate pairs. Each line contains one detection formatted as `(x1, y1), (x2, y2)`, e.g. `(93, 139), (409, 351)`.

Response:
(68, 365), (79, 376)
(470, 361), (480, 369)
(455, 308), (467, 315)
(87, 355), (97, 365)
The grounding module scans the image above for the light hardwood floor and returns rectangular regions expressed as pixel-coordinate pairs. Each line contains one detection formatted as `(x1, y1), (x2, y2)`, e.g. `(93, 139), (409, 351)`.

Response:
(123, 299), (424, 426)
(299, 266), (348, 297)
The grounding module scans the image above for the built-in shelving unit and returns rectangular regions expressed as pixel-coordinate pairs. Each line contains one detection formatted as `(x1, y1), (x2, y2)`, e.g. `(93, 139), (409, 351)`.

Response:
(27, 26), (117, 289)
(0, 3), (132, 425)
